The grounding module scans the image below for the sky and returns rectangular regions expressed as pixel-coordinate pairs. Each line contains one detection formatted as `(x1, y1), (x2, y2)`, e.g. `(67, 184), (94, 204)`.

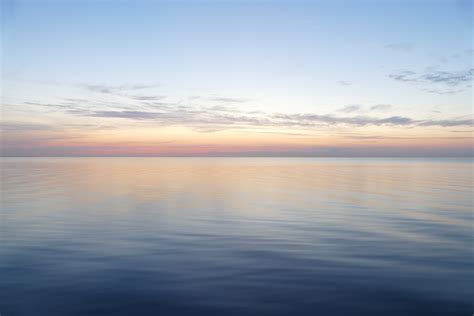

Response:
(1, 0), (473, 156)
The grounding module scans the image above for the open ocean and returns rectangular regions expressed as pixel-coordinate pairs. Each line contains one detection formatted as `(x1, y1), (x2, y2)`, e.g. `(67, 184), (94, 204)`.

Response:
(1, 157), (472, 315)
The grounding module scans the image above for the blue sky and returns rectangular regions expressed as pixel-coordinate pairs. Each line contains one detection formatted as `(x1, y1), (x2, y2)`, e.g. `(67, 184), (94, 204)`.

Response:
(1, 0), (473, 156)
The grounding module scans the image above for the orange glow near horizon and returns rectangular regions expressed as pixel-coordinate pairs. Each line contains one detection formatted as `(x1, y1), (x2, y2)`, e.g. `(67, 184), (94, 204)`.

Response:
(2, 123), (472, 156)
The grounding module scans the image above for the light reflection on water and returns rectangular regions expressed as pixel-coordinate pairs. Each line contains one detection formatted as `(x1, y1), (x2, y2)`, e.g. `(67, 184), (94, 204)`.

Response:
(1, 158), (472, 315)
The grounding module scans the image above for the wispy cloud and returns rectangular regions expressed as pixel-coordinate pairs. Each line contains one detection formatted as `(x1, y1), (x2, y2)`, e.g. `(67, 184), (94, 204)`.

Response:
(208, 97), (249, 103)
(20, 96), (473, 132)
(8, 78), (470, 142)
(369, 104), (392, 111)
(341, 134), (472, 140)
(337, 104), (392, 113)
(338, 81), (352, 86)
(450, 130), (473, 133)
(388, 68), (473, 95)
(421, 69), (473, 86)
(421, 88), (466, 95)
(388, 70), (417, 82)
(0, 122), (54, 131)
(80, 83), (160, 94)
(79, 84), (249, 105)
(337, 105), (362, 113)
(388, 68), (473, 94)
(127, 95), (167, 101)
(76, 108), (472, 130)
(88, 111), (163, 120)
(417, 118), (474, 127)
(272, 113), (416, 127)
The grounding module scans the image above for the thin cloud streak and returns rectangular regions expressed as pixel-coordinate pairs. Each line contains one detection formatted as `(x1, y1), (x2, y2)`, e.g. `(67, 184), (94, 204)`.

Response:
(338, 81), (352, 86)
(18, 97), (474, 132)
(370, 104), (392, 111)
(208, 97), (249, 103)
(80, 83), (160, 94)
(80, 109), (473, 129)
(337, 105), (362, 113)
(388, 68), (473, 86)
(1, 122), (54, 131)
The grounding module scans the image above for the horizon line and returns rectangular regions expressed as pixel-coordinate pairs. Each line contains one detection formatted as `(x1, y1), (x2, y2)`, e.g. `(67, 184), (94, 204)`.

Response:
(1, 155), (472, 158)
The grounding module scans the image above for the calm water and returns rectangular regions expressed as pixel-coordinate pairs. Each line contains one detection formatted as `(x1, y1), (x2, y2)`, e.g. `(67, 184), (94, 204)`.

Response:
(1, 158), (472, 315)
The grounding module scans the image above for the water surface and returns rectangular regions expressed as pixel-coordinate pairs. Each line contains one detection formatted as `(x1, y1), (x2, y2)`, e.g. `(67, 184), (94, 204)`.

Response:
(1, 158), (472, 315)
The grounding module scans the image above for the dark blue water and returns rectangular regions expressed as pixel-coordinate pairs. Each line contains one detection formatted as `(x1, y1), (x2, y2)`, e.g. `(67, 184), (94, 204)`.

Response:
(1, 158), (472, 315)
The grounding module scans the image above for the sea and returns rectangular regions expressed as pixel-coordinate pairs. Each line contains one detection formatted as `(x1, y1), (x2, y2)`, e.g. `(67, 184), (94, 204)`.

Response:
(1, 157), (472, 315)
